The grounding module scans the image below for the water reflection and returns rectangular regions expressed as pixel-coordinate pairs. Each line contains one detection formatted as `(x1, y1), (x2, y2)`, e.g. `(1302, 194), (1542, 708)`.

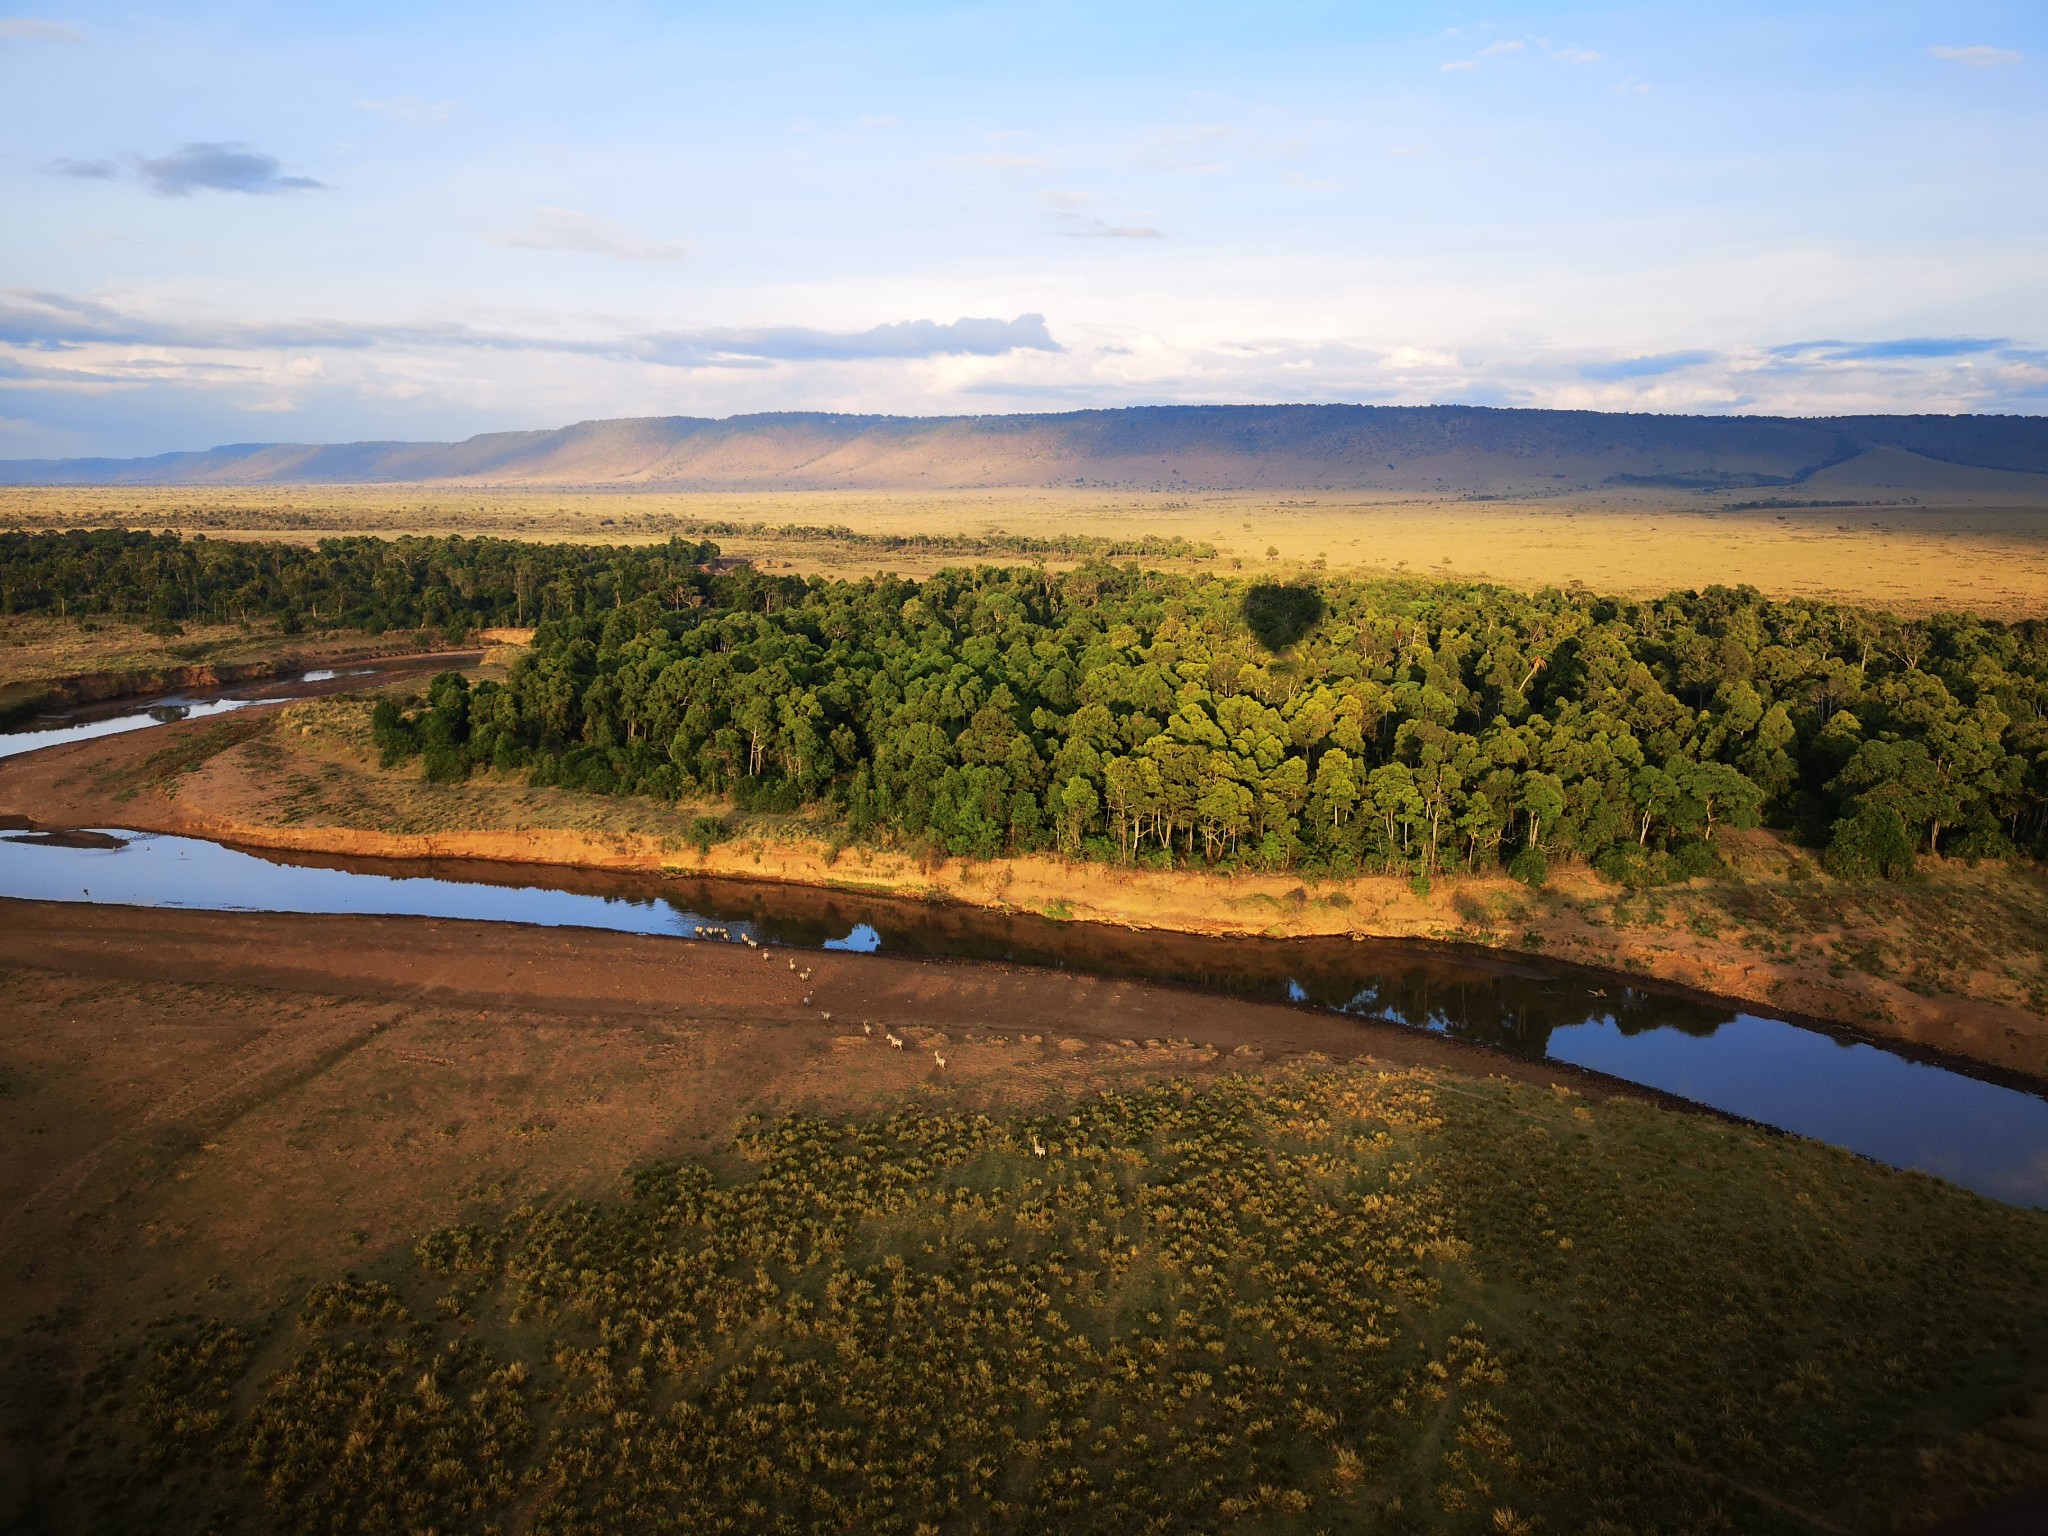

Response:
(0, 653), (480, 762)
(1, 826), (2045, 1208)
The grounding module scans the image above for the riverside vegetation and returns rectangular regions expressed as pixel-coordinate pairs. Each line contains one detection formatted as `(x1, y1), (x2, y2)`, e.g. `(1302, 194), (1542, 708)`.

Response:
(69, 1066), (2048, 1535)
(5, 527), (2044, 883)
(353, 547), (2047, 886)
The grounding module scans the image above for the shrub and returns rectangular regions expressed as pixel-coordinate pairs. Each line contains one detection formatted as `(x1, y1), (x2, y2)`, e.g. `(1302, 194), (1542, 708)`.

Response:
(1509, 845), (1548, 888)
(1824, 802), (1916, 881)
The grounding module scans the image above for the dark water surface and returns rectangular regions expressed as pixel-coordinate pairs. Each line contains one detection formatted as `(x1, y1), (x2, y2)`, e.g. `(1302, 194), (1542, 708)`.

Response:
(2, 826), (2045, 1209)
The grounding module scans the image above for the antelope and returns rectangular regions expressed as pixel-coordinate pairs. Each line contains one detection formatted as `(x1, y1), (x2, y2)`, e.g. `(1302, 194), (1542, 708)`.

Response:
(933, 1050), (946, 1070)
(1030, 1136), (1046, 1158)
(800, 968), (811, 981)
(802, 993), (813, 1007)
(862, 1021), (873, 1037)
(789, 959), (797, 971)
(886, 1032), (903, 1050)
(821, 1012), (832, 1024)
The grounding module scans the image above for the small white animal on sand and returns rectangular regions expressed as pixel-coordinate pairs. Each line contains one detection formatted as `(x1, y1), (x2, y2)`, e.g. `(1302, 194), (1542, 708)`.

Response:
(886, 1032), (903, 1050)
(933, 1050), (947, 1070)
(862, 1021), (873, 1036)
(1030, 1136), (1046, 1157)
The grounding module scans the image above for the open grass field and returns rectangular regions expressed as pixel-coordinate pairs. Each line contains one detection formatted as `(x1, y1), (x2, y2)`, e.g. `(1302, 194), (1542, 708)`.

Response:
(5, 484), (2047, 617)
(2, 938), (2046, 1536)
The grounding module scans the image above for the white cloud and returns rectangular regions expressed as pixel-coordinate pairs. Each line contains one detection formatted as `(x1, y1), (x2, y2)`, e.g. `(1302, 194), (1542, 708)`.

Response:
(947, 153), (1048, 170)
(1929, 45), (2023, 67)
(484, 207), (692, 262)
(1477, 39), (1525, 57)
(0, 17), (82, 42)
(1552, 47), (1601, 64)
(1439, 59), (1476, 73)
(1046, 209), (1166, 239)
(355, 97), (461, 126)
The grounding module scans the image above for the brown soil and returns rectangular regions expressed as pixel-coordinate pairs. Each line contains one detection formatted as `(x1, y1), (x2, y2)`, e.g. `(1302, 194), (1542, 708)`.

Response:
(4, 702), (2045, 1083)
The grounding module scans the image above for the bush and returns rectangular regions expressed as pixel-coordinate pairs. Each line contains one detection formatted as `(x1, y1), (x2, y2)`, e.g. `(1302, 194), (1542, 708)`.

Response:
(1823, 802), (1916, 881)
(1666, 840), (1720, 880)
(1509, 845), (1548, 888)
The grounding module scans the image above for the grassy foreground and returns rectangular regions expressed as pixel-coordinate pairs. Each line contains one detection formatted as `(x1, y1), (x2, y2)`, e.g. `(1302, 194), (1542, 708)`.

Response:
(55, 1065), (2048, 1535)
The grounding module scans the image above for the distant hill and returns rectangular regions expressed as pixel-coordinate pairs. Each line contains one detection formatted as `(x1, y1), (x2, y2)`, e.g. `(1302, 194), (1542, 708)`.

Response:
(4, 405), (2047, 496)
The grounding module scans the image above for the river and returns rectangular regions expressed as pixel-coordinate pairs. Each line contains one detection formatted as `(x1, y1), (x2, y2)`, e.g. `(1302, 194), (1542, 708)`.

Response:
(3, 669), (2046, 1209)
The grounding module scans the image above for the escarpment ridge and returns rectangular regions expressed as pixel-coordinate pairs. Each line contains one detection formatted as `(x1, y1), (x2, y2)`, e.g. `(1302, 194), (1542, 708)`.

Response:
(5, 403), (2047, 495)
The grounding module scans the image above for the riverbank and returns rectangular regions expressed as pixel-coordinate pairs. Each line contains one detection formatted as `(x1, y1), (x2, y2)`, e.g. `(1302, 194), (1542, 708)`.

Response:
(4, 692), (2045, 1082)
(0, 612), (481, 726)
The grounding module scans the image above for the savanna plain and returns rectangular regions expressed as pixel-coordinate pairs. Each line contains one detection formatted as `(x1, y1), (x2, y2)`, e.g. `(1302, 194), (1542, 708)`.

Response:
(3, 489), (2048, 1535)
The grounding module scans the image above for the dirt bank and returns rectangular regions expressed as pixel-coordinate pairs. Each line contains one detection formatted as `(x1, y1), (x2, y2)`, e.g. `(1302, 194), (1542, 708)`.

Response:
(4, 703), (2045, 1082)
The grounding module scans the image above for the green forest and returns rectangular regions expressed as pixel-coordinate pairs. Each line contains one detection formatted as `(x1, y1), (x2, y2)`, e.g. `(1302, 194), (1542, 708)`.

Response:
(377, 559), (2048, 883)
(4, 528), (2044, 881)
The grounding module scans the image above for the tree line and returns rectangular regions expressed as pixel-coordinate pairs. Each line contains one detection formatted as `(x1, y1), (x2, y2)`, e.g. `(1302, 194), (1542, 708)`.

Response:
(0, 528), (720, 638)
(368, 558), (2048, 882)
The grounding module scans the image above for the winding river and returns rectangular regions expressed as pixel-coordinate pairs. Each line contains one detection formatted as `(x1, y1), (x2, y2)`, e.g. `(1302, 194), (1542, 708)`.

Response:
(4, 671), (2047, 1209)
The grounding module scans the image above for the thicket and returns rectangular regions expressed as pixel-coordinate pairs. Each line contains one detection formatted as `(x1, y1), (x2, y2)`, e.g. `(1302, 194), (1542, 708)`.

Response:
(100, 1069), (2048, 1534)
(371, 560), (2048, 880)
(0, 528), (720, 638)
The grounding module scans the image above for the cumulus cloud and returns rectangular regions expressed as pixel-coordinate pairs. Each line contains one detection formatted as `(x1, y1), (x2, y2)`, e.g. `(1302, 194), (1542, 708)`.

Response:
(1929, 45), (2023, 67)
(485, 207), (691, 262)
(134, 142), (323, 196)
(355, 96), (460, 125)
(0, 17), (81, 42)
(1477, 39), (1525, 57)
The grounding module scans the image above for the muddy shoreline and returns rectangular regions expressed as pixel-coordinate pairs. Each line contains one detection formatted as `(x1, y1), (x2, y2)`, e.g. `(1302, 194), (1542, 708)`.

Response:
(0, 896), (1751, 1122)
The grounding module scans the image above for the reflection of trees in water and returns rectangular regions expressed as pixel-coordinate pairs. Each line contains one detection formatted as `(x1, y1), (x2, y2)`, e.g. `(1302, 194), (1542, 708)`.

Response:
(1303, 967), (1735, 1059)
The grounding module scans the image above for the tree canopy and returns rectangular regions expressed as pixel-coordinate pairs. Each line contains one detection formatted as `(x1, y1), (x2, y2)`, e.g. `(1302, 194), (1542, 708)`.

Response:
(365, 556), (2048, 881)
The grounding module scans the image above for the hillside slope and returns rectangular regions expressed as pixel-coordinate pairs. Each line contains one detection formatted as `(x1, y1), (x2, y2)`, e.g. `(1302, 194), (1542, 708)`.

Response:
(5, 404), (2047, 493)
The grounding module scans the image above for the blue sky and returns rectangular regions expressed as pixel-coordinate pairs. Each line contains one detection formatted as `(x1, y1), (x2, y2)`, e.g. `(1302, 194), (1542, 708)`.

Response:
(1, 1), (2043, 457)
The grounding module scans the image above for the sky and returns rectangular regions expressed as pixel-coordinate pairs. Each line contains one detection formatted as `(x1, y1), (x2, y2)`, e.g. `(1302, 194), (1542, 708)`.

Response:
(1, 1), (2044, 459)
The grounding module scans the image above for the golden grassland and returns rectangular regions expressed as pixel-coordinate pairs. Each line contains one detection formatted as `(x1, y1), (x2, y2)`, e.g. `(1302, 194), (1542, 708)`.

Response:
(9, 688), (2043, 1081)
(6, 484), (2048, 616)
